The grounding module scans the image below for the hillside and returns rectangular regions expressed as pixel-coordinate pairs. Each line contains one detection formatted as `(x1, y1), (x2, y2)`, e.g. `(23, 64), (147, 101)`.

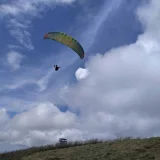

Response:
(0, 137), (160, 160)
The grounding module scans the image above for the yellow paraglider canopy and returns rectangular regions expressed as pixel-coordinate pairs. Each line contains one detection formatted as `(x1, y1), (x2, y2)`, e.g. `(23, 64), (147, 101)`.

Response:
(44, 32), (84, 59)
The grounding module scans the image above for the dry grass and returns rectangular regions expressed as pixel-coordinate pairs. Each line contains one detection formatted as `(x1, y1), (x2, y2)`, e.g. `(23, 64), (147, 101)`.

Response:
(0, 137), (160, 160)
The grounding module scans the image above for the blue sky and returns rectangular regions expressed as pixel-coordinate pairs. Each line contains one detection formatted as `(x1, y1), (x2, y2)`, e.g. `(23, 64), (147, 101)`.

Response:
(1, 0), (160, 153)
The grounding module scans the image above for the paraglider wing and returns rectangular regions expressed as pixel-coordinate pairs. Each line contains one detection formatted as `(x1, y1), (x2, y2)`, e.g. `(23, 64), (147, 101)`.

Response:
(44, 32), (84, 59)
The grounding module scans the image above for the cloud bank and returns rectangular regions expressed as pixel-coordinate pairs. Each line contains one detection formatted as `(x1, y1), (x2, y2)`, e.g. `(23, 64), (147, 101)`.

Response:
(63, 0), (160, 139)
(7, 51), (24, 70)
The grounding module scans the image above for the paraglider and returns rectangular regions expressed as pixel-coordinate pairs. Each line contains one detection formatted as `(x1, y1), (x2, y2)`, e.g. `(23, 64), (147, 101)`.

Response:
(54, 65), (60, 71)
(44, 32), (84, 59)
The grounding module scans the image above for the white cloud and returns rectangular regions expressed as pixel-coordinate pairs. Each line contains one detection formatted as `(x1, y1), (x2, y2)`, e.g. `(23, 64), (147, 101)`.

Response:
(0, 102), (79, 148)
(7, 19), (34, 50)
(4, 80), (34, 90)
(0, 96), (35, 112)
(61, 0), (160, 139)
(75, 68), (89, 80)
(7, 51), (24, 70)
(8, 44), (23, 50)
(0, 108), (9, 127)
(10, 102), (77, 131)
(0, 0), (76, 17)
(37, 69), (54, 91)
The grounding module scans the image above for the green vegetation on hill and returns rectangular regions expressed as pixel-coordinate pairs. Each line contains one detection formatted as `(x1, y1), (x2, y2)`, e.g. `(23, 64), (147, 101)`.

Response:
(0, 137), (160, 160)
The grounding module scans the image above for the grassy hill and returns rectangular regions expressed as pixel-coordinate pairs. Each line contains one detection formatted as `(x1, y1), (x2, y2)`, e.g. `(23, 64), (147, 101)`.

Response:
(0, 137), (160, 160)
